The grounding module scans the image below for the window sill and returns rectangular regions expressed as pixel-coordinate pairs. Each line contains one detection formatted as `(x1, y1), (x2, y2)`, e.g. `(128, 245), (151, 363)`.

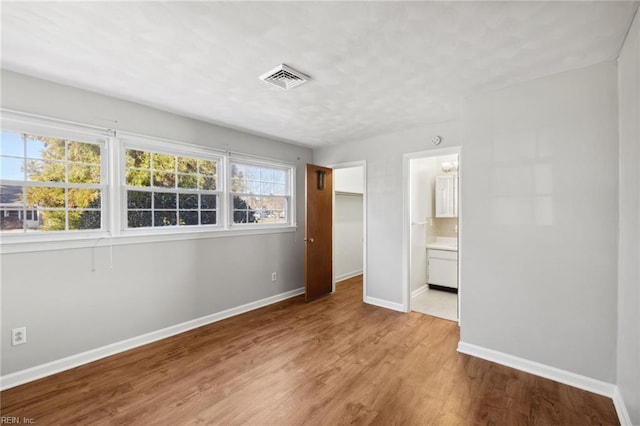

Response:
(0, 225), (298, 254)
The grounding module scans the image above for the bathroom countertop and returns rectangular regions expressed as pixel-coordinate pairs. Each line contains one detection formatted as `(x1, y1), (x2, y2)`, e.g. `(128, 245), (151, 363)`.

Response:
(426, 237), (458, 252)
(426, 243), (458, 251)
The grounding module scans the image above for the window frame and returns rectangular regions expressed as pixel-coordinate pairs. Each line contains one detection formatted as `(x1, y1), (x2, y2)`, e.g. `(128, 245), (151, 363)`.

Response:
(118, 134), (225, 235)
(0, 112), (298, 252)
(0, 113), (109, 241)
(228, 156), (295, 229)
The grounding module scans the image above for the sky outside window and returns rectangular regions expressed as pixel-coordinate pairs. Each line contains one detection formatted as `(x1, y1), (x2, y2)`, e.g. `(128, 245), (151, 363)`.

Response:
(1, 131), (25, 180)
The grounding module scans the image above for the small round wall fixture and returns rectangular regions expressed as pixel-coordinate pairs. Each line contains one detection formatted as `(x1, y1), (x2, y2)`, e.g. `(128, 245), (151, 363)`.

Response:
(431, 135), (442, 146)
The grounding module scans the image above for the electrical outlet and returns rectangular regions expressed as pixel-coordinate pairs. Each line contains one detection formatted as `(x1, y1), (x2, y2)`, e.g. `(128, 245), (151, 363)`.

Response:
(11, 327), (26, 346)
(271, 272), (277, 282)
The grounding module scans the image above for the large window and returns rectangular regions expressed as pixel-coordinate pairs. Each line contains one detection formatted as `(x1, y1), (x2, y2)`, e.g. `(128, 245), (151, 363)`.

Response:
(230, 160), (290, 225)
(123, 146), (221, 229)
(0, 113), (296, 243)
(0, 129), (106, 233)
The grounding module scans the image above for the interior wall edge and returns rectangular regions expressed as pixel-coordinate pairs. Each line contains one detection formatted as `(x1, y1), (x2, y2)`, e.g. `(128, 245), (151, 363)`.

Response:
(614, 386), (633, 426)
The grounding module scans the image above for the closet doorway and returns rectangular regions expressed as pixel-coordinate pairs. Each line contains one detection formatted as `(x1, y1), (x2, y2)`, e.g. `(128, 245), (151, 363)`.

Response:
(332, 162), (367, 299)
(404, 148), (461, 323)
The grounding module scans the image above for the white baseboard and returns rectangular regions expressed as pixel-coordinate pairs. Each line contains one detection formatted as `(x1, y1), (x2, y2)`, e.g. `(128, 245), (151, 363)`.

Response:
(457, 341), (635, 424)
(336, 270), (363, 282)
(411, 284), (428, 298)
(0, 287), (304, 391)
(364, 296), (405, 312)
(613, 386), (632, 426)
(457, 341), (616, 398)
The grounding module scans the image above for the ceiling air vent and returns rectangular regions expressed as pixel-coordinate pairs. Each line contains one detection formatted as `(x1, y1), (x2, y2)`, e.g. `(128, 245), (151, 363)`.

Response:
(259, 64), (310, 90)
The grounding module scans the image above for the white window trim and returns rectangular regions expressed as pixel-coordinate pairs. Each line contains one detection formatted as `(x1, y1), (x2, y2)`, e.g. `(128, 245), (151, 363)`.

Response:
(0, 111), (110, 243)
(0, 112), (298, 254)
(227, 154), (296, 229)
(118, 133), (225, 234)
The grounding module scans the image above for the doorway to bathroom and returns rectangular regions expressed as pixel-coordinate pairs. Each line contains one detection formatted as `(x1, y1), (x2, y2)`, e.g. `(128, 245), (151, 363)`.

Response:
(404, 148), (460, 323)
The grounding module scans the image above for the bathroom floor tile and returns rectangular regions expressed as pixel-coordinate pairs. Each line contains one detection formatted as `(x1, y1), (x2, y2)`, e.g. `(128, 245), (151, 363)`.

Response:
(411, 288), (457, 322)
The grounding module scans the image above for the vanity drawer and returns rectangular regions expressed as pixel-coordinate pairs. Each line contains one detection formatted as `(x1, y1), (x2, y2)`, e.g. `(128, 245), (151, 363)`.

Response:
(427, 249), (458, 260)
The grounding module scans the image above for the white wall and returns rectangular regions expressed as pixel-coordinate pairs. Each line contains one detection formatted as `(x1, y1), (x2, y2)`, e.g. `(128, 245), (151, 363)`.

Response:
(315, 61), (619, 382)
(617, 9), (640, 424)
(315, 120), (462, 304)
(0, 70), (313, 376)
(460, 61), (618, 383)
(334, 167), (364, 194)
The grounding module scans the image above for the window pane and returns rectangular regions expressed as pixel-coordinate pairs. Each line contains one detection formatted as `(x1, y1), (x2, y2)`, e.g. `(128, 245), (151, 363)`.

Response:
(126, 149), (150, 169)
(246, 166), (259, 181)
(128, 210), (152, 228)
(273, 183), (286, 196)
(0, 131), (24, 157)
(68, 141), (101, 164)
(179, 210), (198, 225)
(126, 169), (151, 187)
(261, 182), (275, 195)
(198, 159), (216, 175)
(0, 185), (23, 205)
(233, 209), (249, 223)
(128, 190), (152, 209)
(69, 164), (101, 184)
(0, 209), (24, 231)
(154, 192), (176, 209)
(198, 175), (216, 190)
(231, 164), (246, 193)
(177, 174), (197, 189)
(178, 157), (197, 173)
(230, 163), (289, 200)
(259, 211), (286, 224)
(26, 186), (65, 208)
(1, 126), (107, 234)
(153, 172), (175, 188)
(178, 193), (198, 209)
(36, 210), (66, 231)
(26, 159), (65, 182)
(1, 156), (24, 180)
(200, 194), (217, 209)
(233, 196), (258, 223)
(274, 169), (286, 184)
(201, 210), (216, 225)
(264, 196), (286, 210)
(154, 211), (177, 226)
(26, 136), (65, 161)
(69, 210), (101, 230)
(246, 179), (260, 194)
(68, 189), (101, 209)
(152, 153), (175, 171)
(250, 196), (287, 224)
(260, 169), (274, 182)
(124, 146), (222, 230)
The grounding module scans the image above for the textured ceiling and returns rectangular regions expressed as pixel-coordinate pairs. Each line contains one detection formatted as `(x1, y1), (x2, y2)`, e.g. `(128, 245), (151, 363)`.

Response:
(1, 2), (638, 147)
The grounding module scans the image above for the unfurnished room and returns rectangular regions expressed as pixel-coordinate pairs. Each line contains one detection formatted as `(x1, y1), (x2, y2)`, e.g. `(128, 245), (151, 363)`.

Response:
(0, 1), (639, 425)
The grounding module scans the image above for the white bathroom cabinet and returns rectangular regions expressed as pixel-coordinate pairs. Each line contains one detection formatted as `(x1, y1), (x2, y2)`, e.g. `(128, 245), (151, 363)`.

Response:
(427, 249), (458, 289)
(435, 175), (458, 218)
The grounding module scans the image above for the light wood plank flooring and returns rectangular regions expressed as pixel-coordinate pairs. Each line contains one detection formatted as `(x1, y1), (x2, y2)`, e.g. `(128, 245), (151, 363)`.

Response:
(0, 275), (619, 425)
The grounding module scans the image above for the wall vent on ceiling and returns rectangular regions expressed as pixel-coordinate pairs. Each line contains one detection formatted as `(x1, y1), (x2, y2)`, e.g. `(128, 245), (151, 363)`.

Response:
(259, 64), (310, 90)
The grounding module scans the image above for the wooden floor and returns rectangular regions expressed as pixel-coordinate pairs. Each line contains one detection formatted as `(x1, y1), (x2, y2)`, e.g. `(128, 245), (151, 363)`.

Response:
(1, 276), (618, 425)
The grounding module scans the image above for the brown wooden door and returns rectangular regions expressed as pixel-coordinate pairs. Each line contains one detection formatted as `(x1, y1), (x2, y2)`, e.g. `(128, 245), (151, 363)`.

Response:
(305, 164), (333, 301)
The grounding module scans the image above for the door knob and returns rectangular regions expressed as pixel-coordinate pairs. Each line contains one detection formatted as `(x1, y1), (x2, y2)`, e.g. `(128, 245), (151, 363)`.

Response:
(304, 237), (314, 243)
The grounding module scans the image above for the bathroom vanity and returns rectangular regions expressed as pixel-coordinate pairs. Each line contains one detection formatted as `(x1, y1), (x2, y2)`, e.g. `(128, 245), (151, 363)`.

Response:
(426, 237), (458, 292)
